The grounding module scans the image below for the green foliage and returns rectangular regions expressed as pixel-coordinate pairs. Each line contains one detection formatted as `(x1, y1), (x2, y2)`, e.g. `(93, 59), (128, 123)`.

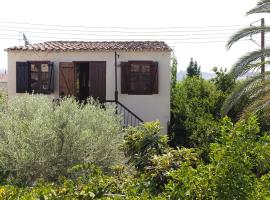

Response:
(0, 165), (116, 199)
(247, 0), (270, 15)
(0, 94), (123, 185)
(0, 90), (7, 111)
(224, 1), (270, 118)
(164, 116), (270, 199)
(212, 67), (236, 94)
(186, 58), (201, 77)
(208, 117), (259, 199)
(122, 121), (169, 171)
(1, 117), (270, 199)
(170, 76), (223, 149)
(122, 122), (201, 195)
(170, 58), (177, 90)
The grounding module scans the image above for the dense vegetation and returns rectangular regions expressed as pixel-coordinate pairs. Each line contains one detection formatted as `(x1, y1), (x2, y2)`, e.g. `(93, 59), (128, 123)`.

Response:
(1, 1), (270, 199)
(0, 95), (123, 186)
(1, 69), (270, 199)
(0, 107), (270, 199)
(222, 0), (270, 116)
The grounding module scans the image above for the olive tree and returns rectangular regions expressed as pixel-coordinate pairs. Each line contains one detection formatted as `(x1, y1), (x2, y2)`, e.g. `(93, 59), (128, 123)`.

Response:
(0, 94), (123, 184)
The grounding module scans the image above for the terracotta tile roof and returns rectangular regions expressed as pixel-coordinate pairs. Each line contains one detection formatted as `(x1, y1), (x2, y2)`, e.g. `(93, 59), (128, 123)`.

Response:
(5, 41), (172, 52)
(0, 74), (7, 82)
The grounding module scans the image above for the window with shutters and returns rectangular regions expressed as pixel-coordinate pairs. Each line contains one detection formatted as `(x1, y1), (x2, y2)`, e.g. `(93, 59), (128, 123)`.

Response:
(30, 62), (50, 93)
(16, 61), (54, 94)
(121, 61), (158, 95)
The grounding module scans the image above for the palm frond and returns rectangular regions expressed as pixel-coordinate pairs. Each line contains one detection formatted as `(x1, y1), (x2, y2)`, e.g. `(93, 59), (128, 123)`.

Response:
(230, 48), (270, 77)
(221, 72), (270, 115)
(241, 90), (270, 118)
(258, 0), (270, 5)
(227, 26), (270, 49)
(247, 0), (270, 15)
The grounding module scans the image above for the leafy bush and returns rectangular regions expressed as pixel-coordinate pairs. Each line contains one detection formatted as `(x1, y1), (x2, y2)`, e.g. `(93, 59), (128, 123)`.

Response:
(0, 94), (123, 185)
(211, 67), (236, 94)
(122, 121), (169, 171)
(165, 116), (270, 199)
(1, 117), (270, 199)
(0, 90), (7, 111)
(170, 77), (223, 149)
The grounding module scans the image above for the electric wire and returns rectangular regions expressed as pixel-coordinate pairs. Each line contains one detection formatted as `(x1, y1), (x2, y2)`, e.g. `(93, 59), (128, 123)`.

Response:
(0, 28), (239, 37)
(0, 21), (248, 29)
(0, 25), (245, 34)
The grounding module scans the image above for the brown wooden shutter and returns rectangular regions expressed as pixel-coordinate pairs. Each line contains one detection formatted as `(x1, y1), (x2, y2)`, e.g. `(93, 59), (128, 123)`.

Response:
(89, 61), (106, 103)
(48, 62), (54, 93)
(59, 62), (75, 97)
(16, 62), (29, 93)
(121, 62), (129, 94)
(152, 62), (159, 94)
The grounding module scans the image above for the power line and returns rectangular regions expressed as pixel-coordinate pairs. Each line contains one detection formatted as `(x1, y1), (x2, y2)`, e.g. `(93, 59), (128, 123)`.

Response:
(0, 22), (255, 46)
(0, 25), (244, 34)
(0, 37), (239, 45)
(23, 35), (234, 41)
(0, 28), (239, 37)
(0, 21), (248, 29)
(168, 39), (250, 46)
(168, 39), (251, 45)
(0, 28), (238, 37)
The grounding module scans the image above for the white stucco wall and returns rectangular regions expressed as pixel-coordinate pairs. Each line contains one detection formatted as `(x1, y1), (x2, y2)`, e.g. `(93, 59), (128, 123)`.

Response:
(7, 50), (171, 133)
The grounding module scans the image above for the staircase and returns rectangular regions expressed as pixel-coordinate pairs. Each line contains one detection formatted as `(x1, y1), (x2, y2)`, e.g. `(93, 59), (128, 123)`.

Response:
(105, 100), (143, 127)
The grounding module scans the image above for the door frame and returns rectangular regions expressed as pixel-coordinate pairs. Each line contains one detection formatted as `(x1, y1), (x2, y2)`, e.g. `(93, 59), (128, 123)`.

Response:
(73, 61), (106, 102)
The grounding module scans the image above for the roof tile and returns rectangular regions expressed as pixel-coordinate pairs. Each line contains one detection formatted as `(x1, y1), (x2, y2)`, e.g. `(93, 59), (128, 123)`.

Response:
(5, 41), (172, 52)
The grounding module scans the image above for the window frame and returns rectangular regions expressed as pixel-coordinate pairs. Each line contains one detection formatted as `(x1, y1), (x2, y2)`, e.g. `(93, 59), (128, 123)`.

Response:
(15, 60), (53, 94)
(29, 61), (51, 94)
(128, 61), (153, 95)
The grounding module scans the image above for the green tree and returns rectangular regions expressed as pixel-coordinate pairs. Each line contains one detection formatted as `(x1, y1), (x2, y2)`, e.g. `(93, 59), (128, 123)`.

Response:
(222, 0), (270, 116)
(186, 58), (201, 77)
(165, 116), (270, 199)
(171, 58), (177, 90)
(122, 121), (169, 171)
(170, 77), (223, 149)
(212, 67), (235, 94)
(0, 95), (123, 185)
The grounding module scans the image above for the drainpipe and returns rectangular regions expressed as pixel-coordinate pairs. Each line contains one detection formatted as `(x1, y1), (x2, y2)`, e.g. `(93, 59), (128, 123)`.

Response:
(114, 51), (118, 102)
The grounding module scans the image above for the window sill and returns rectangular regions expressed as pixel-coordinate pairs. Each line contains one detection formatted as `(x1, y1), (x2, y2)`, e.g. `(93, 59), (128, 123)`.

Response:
(29, 90), (54, 95)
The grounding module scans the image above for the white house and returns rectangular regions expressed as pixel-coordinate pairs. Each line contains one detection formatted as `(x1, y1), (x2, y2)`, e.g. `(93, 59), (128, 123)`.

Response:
(6, 41), (171, 132)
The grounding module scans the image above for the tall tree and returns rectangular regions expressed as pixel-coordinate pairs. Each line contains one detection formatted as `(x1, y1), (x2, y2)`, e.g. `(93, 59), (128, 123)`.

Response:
(171, 58), (177, 90)
(222, 0), (270, 117)
(187, 58), (201, 77)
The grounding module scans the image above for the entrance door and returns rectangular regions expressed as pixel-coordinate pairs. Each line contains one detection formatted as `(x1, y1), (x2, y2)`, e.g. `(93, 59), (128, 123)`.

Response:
(89, 61), (106, 102)
(59, 61), (106, 102)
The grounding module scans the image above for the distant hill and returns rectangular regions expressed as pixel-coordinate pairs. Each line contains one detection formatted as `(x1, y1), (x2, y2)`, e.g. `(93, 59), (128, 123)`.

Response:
(177, 71), (215, 80)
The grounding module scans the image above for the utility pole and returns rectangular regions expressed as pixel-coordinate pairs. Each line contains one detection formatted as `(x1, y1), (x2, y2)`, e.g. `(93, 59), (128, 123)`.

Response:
(261, 18), (265, 74)
(114, 51), (118, 102)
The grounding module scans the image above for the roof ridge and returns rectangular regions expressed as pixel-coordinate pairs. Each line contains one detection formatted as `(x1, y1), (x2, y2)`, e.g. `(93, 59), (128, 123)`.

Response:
(5, 41), (172, 52)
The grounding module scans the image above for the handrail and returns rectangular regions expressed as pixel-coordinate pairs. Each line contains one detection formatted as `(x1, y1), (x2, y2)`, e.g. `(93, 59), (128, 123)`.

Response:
(105, 100), (143, 126)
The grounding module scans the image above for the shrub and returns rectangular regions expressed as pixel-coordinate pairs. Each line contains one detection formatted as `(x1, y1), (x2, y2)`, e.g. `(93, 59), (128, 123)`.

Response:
(0, 90), (7, 111)
(211, 67), (235, 94)
(0, 94), (123, 185)
(122, 121), (169, 171)
(1, 116), (270, 199)
(165, 116), (270, 199)
(170, 77), (223, 148)
(122, 121), (201, 195)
